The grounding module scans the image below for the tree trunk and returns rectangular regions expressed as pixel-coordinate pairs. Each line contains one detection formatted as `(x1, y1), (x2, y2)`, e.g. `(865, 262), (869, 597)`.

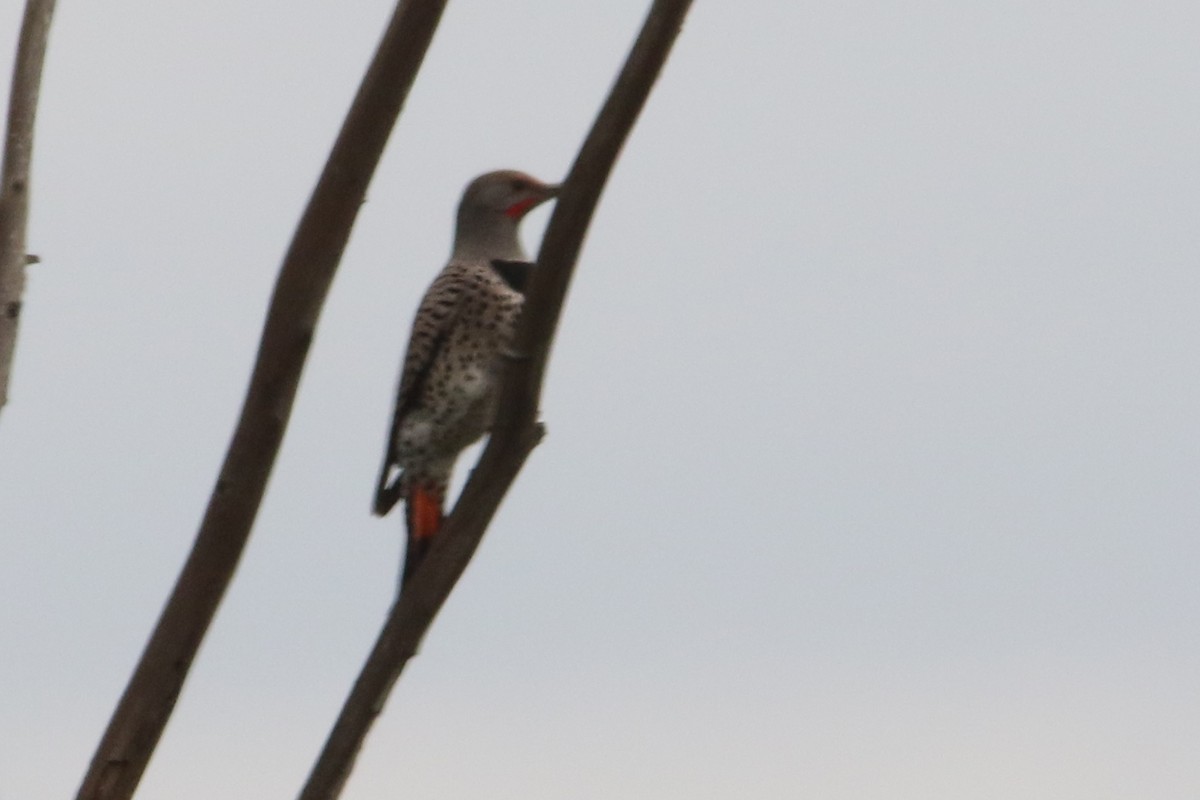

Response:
(0, 0), (55, 418)
(73, 3), (449, 799)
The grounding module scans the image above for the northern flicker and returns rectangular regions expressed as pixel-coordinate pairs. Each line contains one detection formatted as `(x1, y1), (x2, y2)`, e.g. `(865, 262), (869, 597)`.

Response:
(374, 170), (559, 588)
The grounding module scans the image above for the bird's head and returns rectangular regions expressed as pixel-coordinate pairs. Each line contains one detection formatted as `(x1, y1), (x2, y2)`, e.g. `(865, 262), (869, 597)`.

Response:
(453, 170), (559, 260)
(463, 169), (560, 220)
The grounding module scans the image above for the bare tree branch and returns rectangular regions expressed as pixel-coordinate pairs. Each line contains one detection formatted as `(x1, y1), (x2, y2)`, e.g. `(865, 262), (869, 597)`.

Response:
(73, 2), (449, 799)
(295, 2), (694, 797)
(0, 0), (55, 417)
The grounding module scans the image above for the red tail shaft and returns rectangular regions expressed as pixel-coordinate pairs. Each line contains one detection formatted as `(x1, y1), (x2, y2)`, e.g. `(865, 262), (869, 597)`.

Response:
(402, 484), (444, 587)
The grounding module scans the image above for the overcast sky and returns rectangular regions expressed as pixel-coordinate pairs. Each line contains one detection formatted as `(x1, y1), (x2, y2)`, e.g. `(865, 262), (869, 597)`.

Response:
(2, 1), (1199, 798)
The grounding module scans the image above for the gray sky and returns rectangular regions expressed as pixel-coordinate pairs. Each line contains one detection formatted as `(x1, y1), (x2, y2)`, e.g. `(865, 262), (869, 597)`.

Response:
(2, 1), (1199, 798)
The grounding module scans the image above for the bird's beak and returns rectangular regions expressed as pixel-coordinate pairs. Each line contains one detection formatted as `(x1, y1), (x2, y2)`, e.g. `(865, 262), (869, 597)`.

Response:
(505, 181), (561, 219)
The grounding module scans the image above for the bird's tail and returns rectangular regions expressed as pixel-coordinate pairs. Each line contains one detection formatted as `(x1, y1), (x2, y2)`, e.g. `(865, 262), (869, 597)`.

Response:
(401, 482), (446, 589)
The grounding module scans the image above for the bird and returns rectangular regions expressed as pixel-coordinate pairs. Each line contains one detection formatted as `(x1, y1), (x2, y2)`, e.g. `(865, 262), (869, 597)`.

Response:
(373, 169), (559, 590)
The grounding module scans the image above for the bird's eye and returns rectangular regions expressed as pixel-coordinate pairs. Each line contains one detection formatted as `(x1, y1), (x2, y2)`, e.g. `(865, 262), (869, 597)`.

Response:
(510, 178), (530, 192)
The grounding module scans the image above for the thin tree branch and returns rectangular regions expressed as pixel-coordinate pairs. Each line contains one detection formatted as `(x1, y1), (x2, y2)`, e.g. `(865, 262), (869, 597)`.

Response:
(0, 0), (55, 417)
(295, 2), (693, 797)
(74, 2), (449, 799)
